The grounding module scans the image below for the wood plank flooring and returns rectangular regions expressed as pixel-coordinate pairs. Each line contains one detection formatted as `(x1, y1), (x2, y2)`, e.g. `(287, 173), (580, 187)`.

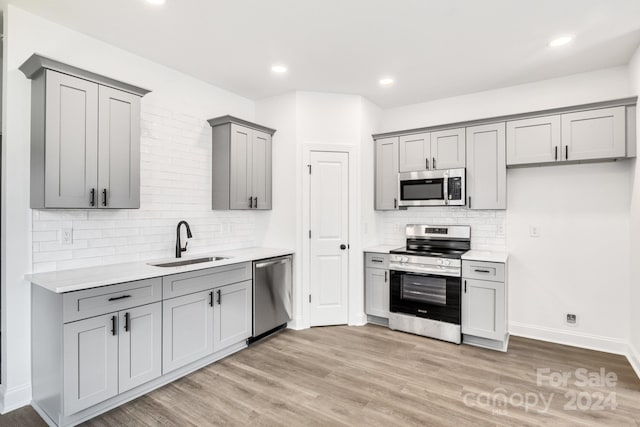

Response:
(2, 325), (639, 426)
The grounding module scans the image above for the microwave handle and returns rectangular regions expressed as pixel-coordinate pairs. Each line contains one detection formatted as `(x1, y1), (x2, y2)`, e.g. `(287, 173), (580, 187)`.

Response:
(443, 173), (449, 205)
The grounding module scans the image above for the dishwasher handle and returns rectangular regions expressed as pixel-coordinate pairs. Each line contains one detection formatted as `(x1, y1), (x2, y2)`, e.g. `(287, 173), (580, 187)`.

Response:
(255, 258), (290, 269)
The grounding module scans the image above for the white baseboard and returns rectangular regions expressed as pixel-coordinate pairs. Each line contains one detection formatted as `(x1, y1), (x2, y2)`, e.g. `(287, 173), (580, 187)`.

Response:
(509, 322), (628, 355)
(349, 312), (367, 326)
(287, 317), (307, 331)
(627, 342), (640, 380)
(0, 382), (32, 414)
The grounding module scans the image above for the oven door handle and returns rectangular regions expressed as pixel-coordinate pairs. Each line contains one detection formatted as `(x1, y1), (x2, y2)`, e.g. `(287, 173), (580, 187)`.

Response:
(390, 266), (460, 278)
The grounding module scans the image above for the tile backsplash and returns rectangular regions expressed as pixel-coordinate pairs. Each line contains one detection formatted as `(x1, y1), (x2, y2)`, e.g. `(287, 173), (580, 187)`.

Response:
(380, 207), (506, 251)
(31, 105), (264, 273)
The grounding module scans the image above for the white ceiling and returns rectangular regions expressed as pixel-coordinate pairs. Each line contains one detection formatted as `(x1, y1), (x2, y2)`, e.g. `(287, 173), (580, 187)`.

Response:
(10, 0), (640, 108)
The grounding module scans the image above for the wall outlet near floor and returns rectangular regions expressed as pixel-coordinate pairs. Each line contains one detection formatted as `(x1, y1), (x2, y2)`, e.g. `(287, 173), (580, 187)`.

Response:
(566, 313), (578, 326)
(61, 228), (73, 244)
(529, 225), (540, 238)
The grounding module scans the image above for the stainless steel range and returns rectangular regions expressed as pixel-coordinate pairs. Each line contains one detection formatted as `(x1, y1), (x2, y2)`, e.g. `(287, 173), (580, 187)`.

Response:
(389, 224), (471, 344)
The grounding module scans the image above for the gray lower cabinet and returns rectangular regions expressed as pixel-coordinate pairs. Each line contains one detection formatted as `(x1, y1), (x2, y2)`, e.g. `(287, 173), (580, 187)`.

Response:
(21, 55), (149, 209)
(209, 116), (276, 210)
(118, 302), (162, 393)
(462, 260), (508, 352)
(466, 123), (507, 210)
(63, 313), (118, 416)
(162, 290), (215, 374)
(375, 137), (399, 210)
(364, 253), (390, 319)
(213, 280), (252, 351)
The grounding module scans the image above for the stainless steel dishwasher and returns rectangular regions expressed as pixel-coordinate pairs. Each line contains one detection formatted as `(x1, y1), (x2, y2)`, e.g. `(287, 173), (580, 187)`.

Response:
(250, 255), (293, 343)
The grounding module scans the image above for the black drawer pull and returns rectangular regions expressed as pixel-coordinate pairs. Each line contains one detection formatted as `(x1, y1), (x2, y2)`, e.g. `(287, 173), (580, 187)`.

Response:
(124, 312), (130, 332)
(108, 294), (131, 301)
(111, 315), (117, 336)
(474, 269), (491, 273)
(371, 259), (383, 263)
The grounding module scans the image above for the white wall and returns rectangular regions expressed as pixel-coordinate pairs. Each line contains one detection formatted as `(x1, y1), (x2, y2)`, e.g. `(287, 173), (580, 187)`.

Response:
(628, 45), (640, 376)
(380, 67), (634, 354)
(1, 5), (258, 411)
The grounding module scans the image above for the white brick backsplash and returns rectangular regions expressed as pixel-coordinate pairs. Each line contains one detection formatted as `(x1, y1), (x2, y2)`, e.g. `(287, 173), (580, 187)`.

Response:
(31, 105), (259, 272)
(380, 207), (506, 251)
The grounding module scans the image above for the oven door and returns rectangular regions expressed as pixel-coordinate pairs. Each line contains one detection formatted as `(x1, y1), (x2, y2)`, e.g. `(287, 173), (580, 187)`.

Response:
(390, 270), (461, 324)
(399, 171), (446, 207)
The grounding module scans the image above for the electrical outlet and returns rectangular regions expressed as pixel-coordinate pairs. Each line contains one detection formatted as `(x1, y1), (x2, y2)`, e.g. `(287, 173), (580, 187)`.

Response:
(497, 223), (505, 237)
(529, 225), (540, 238)
(566, 313), (578, 326)
(61, 228), (73, 244)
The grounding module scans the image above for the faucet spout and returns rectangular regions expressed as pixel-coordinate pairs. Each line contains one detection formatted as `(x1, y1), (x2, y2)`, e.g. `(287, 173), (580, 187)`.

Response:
(176, 220), (192, 258)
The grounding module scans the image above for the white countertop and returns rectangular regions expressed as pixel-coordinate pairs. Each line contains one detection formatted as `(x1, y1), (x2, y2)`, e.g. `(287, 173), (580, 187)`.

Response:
(462, 250), (509, 263)
(363, 244), (403, 254)
(25, 247), (295, 293)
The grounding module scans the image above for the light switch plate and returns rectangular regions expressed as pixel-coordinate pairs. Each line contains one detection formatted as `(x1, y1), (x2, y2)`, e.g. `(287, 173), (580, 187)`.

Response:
(529, 225), (540, 238)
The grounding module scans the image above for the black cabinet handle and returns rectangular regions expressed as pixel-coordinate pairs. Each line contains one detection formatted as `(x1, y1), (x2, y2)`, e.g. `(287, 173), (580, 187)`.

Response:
(565, 146), (568, 160)
(102, 189), (108, 207)
(108, 294), (131, 301)
(340, 244), (347, 250)
(468, 196), (472, 209)
(394, 198), (397, 209)
(425, 158), (429, 170)
(249, 196), (253, 208)
(433, 157), (436, 170)
(555, 146), (558, 161)
(217, 289), (222, 305)
(384, 271), (388, 283)
(254, 197), (258, 209)
(209, 291), (214, 307)
(90, 189), (96, 207)
(111, 315), (117, 336)
(124, 312), (130, 332)
(474, 269), (491, 273)
(464, 280), (467, 293)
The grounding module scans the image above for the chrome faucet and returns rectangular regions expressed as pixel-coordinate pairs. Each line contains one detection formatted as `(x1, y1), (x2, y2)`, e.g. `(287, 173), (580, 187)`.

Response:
(175, 220), (192, 258)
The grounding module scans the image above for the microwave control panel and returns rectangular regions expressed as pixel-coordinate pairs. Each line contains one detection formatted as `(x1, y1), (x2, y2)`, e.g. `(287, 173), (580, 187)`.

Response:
(448, 177), (463, 201)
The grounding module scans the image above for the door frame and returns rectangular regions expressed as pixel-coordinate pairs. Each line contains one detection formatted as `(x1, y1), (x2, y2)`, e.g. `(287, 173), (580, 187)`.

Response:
(301, 143), (360, 329)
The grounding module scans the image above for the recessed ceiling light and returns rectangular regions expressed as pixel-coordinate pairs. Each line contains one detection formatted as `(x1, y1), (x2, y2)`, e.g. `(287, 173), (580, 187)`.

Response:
(146, 0), (166, 5)
(271, 65), (288, 74)
(379, 77), (394, 86)
(549, 35), (574, 47)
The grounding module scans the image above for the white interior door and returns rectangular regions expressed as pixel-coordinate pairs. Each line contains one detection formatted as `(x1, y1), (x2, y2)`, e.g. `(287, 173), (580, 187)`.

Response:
(309, 151), (349, 326)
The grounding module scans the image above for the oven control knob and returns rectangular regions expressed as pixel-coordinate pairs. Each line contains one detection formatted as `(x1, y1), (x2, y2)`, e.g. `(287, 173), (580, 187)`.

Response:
(444, 260), (451, 266)
(402, 256), (409, 263)
(437, 259), (443, 265)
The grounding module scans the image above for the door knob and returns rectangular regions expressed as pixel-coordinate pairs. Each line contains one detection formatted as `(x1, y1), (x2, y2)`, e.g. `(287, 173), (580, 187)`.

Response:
(340, 244), (347, 250)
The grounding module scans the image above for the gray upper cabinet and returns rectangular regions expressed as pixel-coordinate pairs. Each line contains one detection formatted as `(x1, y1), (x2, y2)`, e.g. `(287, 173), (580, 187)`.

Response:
(20, 54), (150, 209)
(466, 123), (507, 210)
(98, 86), (141, 209)
(209, 116), (275, 210)
(506, 115), (561, 166)
(431, 128), (466, 170)
(375, 137), (399, 210)
(399, 133), (430, 172)
(561, 107), (626, 161)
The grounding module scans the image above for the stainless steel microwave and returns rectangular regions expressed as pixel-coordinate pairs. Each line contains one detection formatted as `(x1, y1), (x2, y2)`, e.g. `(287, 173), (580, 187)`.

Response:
(399, 168), (466, 207)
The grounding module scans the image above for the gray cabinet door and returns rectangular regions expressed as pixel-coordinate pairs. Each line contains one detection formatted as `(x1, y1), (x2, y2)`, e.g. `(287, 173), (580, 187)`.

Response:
(375, 137), (399, 210)
(399, 133), (430, 172)
(431, 128), (466, 170)
(251, 130), (272, 210)
(162, 290), (214, 374)
(98, 86), (141, 209)
(462, 278), (505, 341)
(561, 107), (626, 161)
(213, 280), (252, 352)
(45, 70), (99, 208)
(365, 267), (389, 318)
(229, 124), (253, 210)
(63, 313), (118, 415)
(118, 302), (162, 393)
(466, 123), (506, 210)
(506, 115), (561, 165)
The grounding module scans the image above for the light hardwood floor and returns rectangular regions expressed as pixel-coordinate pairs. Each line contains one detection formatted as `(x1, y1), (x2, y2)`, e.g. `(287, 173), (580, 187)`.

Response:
(2, 325), (640, 426)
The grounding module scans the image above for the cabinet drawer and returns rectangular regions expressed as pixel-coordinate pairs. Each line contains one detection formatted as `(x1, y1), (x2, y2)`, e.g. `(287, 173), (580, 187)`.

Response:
(163, 262), (252, 299)
(462, 260), (505, 283)
(365, 253), (390, 269)
(63, 278), (162, 323)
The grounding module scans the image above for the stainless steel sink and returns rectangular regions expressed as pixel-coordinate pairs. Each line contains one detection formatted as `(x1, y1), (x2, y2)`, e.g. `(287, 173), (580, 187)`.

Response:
(149, 256), (228, 268)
